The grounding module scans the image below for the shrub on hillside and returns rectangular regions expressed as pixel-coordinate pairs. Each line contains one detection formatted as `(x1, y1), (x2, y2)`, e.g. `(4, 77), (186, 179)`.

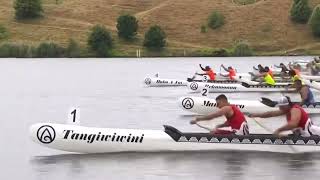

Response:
(36, 42), (65, 57)
(0, 25), (9, 40)
(212, 48), (230, 57)
(88, 25), (113, 57)
(290, 0), (311, 24)
(232, 41), (253, 56)
(0, 43), (32, 57)
(66, 39), (81, 57)
(14, 0), (43, 20)
(116, 14), (138, 40)
(195, 48), (230, 57)
(310, 5), (320, 37)
(200, 25), (207, 33)
(143, 25), (166, 49)
(208, 11), (225, 29)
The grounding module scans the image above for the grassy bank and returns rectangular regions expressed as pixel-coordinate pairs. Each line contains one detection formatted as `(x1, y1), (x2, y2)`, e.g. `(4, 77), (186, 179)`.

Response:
(1, 0), (320, 57)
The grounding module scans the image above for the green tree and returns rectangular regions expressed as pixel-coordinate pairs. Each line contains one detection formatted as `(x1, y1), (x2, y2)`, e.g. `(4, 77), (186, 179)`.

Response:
(87, 25), (113, 57)
(208, 11), (225, 29)
(232, 41), (253, 56)
(310, 5), (320, 37)
(117, 14), (138, 40)
(143, 25), (166, 49)
(66, 39), (81, 57)
(290, 0), (311, 24)
(14, 0), (43, 20)
(0, 24), (9, 40)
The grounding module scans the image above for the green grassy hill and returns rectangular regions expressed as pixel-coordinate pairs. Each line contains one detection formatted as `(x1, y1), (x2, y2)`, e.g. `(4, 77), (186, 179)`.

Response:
(1, 0), (320, 56)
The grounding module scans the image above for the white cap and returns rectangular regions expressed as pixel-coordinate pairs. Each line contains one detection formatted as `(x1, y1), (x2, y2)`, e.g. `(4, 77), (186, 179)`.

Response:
(276, 96), (289, 107)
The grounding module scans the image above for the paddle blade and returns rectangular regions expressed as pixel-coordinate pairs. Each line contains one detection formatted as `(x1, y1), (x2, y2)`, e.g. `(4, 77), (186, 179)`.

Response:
(241, 82), (250, 88)
(260, 97), (277, 107)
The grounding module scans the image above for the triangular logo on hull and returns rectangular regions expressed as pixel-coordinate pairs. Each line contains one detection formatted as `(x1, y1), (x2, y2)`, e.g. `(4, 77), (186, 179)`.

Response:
(274, 139), (284, 144)
(285, 140), (294, 145)
(252, 139), (262, 144)
(263, 139), (273, 144)
(295, 140), (305, 145)
(231, 138), (240, 144)
(209, 137), (219, 143)
(189, 137), (199, 142)
(178, 136), (188, 142)
(220, 138), (230, 143)
(241, 138), (251, 144)
(307, 140), (316, 145)
(199, 137), (209, 142)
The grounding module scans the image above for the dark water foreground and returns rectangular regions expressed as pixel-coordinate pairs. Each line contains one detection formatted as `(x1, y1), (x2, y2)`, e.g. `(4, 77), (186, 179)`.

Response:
(30, 151), (320, 180)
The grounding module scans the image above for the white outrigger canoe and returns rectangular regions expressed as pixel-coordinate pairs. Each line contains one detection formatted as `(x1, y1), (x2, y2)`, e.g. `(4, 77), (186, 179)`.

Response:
(144, 73), (251, 87)
(302, 79), (320, 91)
(30, 123), (320, 154)
(301, 75), (320, 81)
(178, 96), (320, 115)
(144, 77), (188, 87)
(187, 82), (295, 93)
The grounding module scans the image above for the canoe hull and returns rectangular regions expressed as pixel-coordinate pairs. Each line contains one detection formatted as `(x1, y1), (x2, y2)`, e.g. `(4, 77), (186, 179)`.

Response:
(30, 123), (320, 154)
(178, 96), (320, 114)
(187, 82), (295, 93)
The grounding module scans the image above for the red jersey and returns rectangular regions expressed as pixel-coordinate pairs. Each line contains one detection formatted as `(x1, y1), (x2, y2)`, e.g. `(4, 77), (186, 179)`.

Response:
(229, 68), (236, 80)
(286, 104), (309, 129)
(206, 70), (216, 80)
(226, 105), (246, 130)
(268, 70), (274, 78)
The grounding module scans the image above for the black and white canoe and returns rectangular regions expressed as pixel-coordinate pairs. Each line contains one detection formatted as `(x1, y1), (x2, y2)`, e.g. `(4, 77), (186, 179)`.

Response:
(178, 96), (320, 114)
(187, 82), (296, 93)
(30, 123), (320, 154)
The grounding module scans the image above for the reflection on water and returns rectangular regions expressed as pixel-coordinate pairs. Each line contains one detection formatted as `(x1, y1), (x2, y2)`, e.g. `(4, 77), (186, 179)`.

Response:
(30, 152), (320, 180)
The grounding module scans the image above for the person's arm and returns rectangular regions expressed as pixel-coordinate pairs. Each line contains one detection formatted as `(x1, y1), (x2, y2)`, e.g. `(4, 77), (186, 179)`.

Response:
(199, 64), (206, 71)
(300, 87), (309, 105)
(190, 106), (231, 124)
(274, 108), (300, 133)
(196, 72), (206, 76)
(248, 110), (285, 118)
(253, 66), (258, 70)
(221, 64), (228, 72)
(215, 121), (229, 128)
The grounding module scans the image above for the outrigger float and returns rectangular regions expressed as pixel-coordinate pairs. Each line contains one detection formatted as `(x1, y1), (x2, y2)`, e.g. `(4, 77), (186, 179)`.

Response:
(187, 82), (296, 93)
(178, 96), (320, 115)
(30, 123), (320, 154)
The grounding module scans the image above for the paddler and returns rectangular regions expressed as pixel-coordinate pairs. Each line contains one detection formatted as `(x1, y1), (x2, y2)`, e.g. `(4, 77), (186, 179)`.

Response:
(248, 96), (320, 137)
(288, 69), (301, 82)
(258, 68), (276, 86)
(220, 64), (236, 80)
(264, 66), (274, 78)
(195, 64), (216, 80)
(190, 94), (249, 135)
(277, 63), (290, 78)
(275, 63), (289, 73)
(294, 80), (315, 105)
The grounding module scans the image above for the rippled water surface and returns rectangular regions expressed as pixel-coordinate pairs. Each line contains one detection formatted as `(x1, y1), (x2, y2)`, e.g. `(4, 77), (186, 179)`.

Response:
(1, 57), (320, 180)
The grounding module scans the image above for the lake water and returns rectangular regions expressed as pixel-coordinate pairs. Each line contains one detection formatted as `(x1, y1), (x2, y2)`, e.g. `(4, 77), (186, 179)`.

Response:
(1, 57), (320, 180)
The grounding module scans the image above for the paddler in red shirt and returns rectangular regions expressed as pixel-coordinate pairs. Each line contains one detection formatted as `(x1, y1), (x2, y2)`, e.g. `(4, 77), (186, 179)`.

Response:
(220, 64), (236, 80)
(195, 64), (216, 80)
(248, 96), (320, 137)
(190, 94), (249, 135)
